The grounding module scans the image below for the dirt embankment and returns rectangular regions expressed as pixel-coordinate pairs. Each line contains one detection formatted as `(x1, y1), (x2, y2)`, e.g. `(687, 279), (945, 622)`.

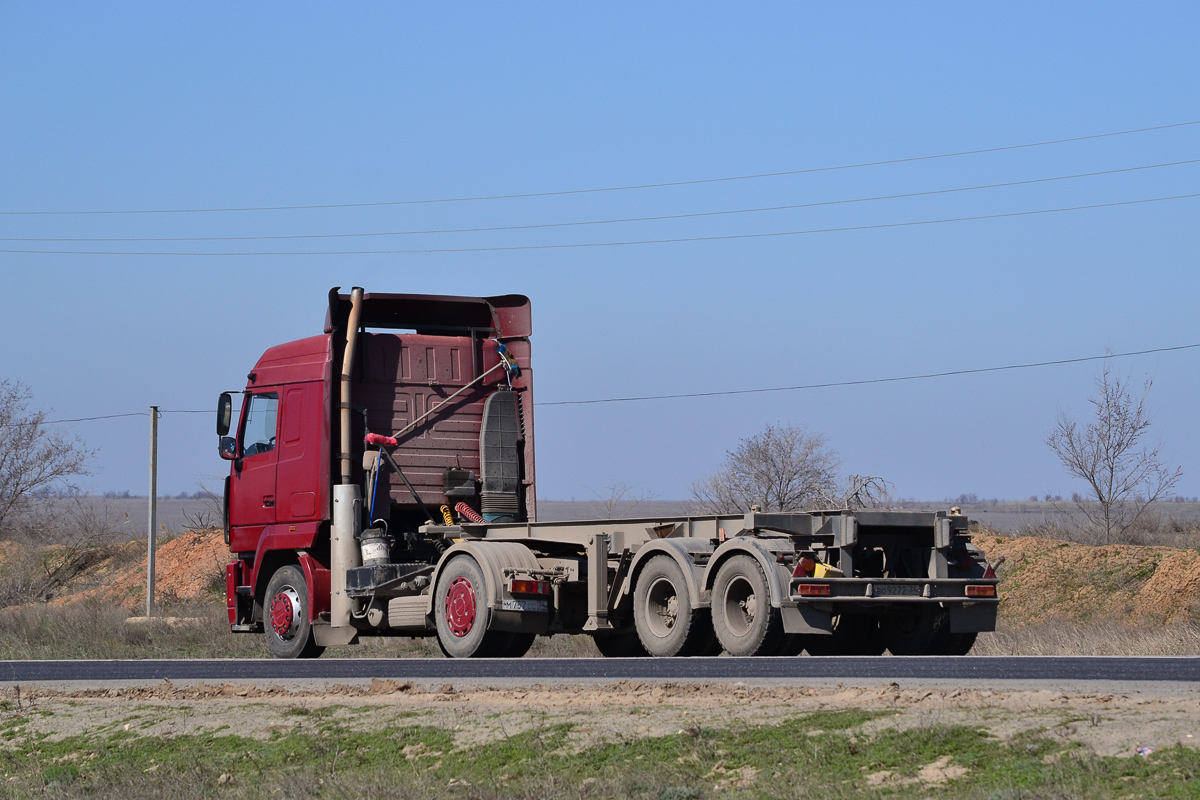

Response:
(973, 531), (1200, 627)
(45, 530), (229, 610)
(7, 527), (1200, 630)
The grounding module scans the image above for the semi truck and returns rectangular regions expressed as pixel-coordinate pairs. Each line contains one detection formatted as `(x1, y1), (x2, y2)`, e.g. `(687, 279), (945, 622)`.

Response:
(217, 287), (998, 659)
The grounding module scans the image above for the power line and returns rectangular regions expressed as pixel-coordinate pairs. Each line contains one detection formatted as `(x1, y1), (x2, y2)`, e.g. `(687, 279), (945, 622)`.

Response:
(536, 343), (1200, 407)
(25, 341), (1200, 423)
(2, 119), (1196, 216)
(3, 192), (1196, 257)
(4, 158), (1195, 244)
(4, 409), (220, 427)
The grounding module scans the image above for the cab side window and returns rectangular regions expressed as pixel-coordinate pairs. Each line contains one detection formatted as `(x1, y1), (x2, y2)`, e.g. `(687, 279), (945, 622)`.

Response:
(241, 393), (279, 457)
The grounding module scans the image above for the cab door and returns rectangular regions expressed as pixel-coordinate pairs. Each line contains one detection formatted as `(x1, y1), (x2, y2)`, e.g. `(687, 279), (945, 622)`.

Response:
(229, 392), (279, 533)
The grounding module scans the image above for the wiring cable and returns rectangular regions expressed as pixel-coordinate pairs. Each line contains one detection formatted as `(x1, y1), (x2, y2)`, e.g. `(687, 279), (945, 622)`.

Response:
(535, 343), (1200, 406)
(3, 158), (1196, 244)
(18, 341), (1200, 423)
(1, 119), (1196, 216)
(3, 192), (1196, 256)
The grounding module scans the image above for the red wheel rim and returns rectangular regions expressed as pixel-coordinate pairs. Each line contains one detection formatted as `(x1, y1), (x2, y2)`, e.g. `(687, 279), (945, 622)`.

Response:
(269, 589), (300, 637)
(445, 576), (476, 637)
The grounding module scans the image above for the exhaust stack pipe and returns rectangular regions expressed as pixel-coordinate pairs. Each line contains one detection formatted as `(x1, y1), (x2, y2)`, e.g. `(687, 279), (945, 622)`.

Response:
(331, 287), (365, 629)
(339, 287), (365, 486)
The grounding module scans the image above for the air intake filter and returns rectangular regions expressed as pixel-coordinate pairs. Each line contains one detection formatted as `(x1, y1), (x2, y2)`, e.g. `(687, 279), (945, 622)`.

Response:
(479, 390), (522, 520)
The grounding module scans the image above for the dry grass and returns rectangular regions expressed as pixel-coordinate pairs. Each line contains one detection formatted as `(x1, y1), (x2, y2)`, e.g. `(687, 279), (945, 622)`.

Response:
(973, 618), (1200, 656)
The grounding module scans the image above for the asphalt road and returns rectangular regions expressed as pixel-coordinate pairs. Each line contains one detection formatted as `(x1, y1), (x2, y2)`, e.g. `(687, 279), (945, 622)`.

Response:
(0, 657), (1196, 683)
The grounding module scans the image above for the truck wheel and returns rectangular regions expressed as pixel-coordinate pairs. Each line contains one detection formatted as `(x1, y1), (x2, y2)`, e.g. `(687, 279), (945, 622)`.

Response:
(633, 556), (711, 657)
(434, 555), (511, 658)
(803, 614), (886, 656)
(882, 607), (951, 655)
(263, 565), (325, 659)
(593, 630), (649, 658)
(710, 555), (785, 657)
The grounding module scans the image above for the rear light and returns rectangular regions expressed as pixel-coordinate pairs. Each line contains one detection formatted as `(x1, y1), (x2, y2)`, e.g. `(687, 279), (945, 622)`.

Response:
(965, 584), (996, 598)
(509, 579), (551, 596)
(794, 556), (816, 578)
(796, 583), (831, 597)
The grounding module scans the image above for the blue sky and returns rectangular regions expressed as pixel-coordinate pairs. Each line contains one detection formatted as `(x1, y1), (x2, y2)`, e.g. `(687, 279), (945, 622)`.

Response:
(1, 4), (1197, 502)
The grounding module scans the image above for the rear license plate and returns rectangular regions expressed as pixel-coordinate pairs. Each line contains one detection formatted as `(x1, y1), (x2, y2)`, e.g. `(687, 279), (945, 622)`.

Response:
(502, 598), (548, 613)
(874, 584), (921, 597)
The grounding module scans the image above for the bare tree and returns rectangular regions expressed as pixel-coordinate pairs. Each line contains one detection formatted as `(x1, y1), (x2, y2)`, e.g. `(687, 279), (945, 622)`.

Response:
(818, 474), (894, 510)
(691, 423), (841, 513)
(589, 483), (657, 519)
(1046, 362), (1182, 544)
(181, 483), (224, 531)
(0, 381), (92, 536)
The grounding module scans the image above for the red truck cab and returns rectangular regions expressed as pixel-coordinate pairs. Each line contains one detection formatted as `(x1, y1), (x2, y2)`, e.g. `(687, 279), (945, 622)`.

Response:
(217, 289), (534, 656)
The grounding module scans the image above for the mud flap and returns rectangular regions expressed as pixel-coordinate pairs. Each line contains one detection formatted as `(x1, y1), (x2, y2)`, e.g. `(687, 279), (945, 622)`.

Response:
(949, 604), (997, 633)
(781, 605), (833, 635)
(312, 624), (359, 646)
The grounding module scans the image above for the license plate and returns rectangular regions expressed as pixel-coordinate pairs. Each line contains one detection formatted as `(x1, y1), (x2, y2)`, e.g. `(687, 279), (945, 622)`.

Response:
(502, 598), (548, 613)
(874, 584), (921, 597)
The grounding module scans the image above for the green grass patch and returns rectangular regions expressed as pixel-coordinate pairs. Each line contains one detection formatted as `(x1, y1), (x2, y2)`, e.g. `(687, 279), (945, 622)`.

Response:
(0, 707), (1195, 799)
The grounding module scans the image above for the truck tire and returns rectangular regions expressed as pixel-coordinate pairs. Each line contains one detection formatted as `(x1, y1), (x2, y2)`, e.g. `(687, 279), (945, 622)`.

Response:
(710, 555), (786, 657)
(593, 630), (649, 658)
(263, 565), (325, 659)
(633, 555), (712, 657)
(802, 614), (886, 656)
(434, 555), (511, 658)
(882, 607), (951, 655)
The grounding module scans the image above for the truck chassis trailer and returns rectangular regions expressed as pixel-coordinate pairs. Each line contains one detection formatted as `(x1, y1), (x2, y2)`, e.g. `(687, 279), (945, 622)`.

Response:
(218, 288), (998, 658)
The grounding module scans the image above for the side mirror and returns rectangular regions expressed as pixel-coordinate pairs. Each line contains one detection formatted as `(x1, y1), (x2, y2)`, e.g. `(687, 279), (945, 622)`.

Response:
(218, 436), (238, 460)
(216, 393), (232, 436)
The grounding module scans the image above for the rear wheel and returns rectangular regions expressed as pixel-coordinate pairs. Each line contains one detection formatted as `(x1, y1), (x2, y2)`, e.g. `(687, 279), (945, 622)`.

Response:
(434, 556), (512, 658)
(264, 565), (325, 659)
(633, 556), (711, 657)
(882, 607), (951, 655)
(711, 555), (785, 657)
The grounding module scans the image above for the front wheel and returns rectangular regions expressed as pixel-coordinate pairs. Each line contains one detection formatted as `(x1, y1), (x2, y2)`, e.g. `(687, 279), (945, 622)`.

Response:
(263, 565), (325, 659)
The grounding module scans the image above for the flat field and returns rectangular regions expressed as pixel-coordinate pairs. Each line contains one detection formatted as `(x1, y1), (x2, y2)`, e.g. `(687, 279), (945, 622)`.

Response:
(0, 678), (1197, 798)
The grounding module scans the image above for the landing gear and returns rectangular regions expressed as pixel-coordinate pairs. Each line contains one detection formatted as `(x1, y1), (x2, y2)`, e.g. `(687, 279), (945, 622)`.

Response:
(264, 565), (325, 659)
(710, 555), (786, 657)
(633, 556), (716, 657)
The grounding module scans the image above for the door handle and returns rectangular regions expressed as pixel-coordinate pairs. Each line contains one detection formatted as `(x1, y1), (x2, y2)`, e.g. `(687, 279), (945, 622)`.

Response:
(262, 496), (275, 508)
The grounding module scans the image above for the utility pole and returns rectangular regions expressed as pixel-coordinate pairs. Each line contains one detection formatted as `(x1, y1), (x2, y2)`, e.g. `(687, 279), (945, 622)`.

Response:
(147, 406), (158, 618)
